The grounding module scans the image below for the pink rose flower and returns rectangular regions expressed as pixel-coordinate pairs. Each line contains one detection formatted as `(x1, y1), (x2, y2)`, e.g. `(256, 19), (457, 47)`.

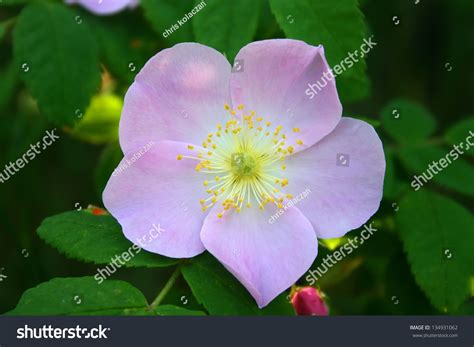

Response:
(103, 40), (385, 308)
(65, 0), (139, 16)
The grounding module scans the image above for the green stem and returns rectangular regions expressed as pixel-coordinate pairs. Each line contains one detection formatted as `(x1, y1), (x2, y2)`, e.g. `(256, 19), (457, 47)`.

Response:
(149, 266), (181, 309)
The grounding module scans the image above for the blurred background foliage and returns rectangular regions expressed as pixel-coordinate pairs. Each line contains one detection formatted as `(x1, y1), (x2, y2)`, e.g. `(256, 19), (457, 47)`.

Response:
(0, 0), (473, 315)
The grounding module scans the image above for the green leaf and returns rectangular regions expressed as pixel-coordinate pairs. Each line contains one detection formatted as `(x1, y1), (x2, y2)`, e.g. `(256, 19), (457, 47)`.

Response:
(383, 150), (396, 198)
(444, 117), (474, 157)
(37, 210), (179, 268)
(182, 252), (295, 315)
(0, 60), (19, 112)
(384, 253), (436, 315)
(397, 190), (474, 312)
(13, 3), (101, 126)
(87, 14), (152, 84)
(155, 305), (206, 316)
(454, 299), (474, 315)
(381, 99), (437, 144)
(141, 0), (195, 44)
(0, 22), (5, 41)
(383, 150), (405, 200)
(7, 277), (151, 315)
(269, 0), (370, 103)
(398, 146), (474, 196)
(0, 0), (30, 5)
(193, 0), (261, 61)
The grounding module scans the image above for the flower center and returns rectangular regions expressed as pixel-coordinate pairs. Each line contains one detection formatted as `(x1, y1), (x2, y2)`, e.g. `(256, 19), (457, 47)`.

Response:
(231, 152), (258, 177)
(177, 104), (304, 218)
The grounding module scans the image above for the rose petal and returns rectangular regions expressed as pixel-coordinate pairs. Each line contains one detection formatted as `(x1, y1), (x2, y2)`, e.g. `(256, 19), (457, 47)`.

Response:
(120, 43), (232, 154)
(65, 0), (137, 15)
(284, 117), (385, 238)
(200, 204), (318, 308)
(230, 39), (342, 152)
(103, 141), (210, 258)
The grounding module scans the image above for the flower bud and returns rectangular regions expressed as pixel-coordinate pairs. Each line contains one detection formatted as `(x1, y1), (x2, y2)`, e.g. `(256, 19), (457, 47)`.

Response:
(70, 94), (122, 145)
(291, 287), (329, 316)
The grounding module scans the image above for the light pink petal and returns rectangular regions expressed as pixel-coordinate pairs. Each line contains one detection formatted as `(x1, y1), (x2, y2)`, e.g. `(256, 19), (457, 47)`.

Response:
(65, 0), (138, 15)
(200, 205), (318, 308)
(120, 43), (232, 154)
(103, 141), (210, 258)
(230, 39), (342, 152)
(284, 117), (385, 239)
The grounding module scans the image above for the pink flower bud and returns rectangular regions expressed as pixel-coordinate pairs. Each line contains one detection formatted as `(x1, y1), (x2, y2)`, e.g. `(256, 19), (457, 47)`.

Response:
(291, 287), (329, 316)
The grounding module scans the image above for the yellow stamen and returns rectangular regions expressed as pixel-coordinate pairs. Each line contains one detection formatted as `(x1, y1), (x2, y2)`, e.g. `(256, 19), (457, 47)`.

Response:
(178, 103), (301, 215)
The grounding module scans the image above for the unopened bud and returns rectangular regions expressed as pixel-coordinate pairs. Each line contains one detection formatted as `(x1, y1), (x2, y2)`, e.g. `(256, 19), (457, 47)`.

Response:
(290, 287), (329, 316)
